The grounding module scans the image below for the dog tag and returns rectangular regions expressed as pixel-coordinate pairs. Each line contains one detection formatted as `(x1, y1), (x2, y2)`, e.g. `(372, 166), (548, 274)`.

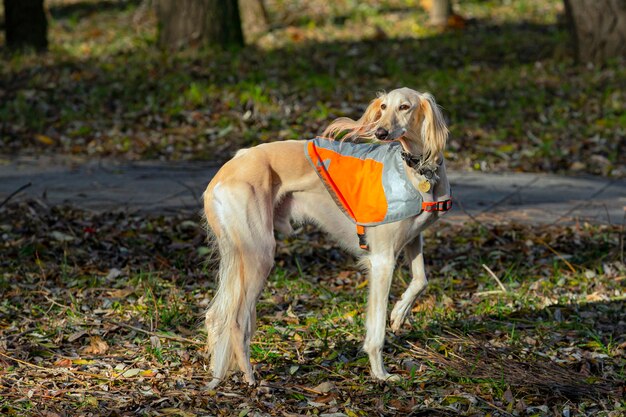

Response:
(418, 180), (431, 192)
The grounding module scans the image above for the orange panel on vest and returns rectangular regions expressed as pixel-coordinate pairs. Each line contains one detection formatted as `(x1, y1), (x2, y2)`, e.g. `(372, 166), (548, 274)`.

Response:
(305, 137), (450, 229)
(307, 141), (388, 224)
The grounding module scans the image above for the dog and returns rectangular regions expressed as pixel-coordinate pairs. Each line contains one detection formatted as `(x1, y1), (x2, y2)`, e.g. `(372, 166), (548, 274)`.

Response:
(202, 87), (451, 388)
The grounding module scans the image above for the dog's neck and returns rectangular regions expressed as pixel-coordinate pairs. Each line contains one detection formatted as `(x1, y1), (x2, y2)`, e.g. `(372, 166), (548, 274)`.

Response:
(397, 137), (439, 179)
(397, 137), (421, 156)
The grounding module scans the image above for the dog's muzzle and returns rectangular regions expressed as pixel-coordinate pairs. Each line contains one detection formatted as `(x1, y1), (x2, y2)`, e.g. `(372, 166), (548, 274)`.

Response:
(375, 127), (406, 141)
(375, 127), (389, 140)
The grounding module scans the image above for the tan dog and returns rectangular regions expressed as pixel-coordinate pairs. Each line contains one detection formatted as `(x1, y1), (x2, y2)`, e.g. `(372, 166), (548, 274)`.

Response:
(203, 87), (451, 388)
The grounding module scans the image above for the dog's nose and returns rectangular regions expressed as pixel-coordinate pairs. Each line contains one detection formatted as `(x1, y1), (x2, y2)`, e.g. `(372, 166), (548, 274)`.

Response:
(375, 127), (389, 140)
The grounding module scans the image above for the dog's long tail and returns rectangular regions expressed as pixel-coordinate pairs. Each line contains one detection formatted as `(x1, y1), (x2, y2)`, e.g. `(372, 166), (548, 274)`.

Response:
(204, 231), (241, 384)
(203, 180), (275, 387)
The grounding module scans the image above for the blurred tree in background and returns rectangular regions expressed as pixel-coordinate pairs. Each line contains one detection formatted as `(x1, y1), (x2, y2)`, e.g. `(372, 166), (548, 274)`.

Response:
(421, 0), (466, 29)
(564, 0), (626, 63)
(156, 0), (244, 50)
(239, 0), (269, 43)
(2, 0), (625, 62)
(0, 0), (624, 176)
(423, 0), (452, 26)
(3, 0), (48, 50)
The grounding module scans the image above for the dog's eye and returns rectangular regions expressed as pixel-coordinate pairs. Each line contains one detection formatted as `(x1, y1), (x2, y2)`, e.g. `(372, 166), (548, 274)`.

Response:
(381, 103), (387, 110)
(399, 104), (410, 111)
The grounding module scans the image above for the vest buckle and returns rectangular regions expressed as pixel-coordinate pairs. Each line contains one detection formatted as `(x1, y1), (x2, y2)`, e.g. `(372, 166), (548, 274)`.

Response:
(437, 199), (452, 212)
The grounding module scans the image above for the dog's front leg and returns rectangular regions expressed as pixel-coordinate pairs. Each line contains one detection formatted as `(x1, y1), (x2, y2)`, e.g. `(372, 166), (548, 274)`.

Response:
(363, 252), (400, 382)
(390, 235), (427, 333)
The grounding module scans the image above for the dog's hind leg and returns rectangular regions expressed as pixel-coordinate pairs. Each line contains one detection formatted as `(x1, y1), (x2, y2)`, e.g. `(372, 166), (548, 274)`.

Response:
(204, 181), (275, 388)
(390, 235), (427, 333)
(363, 251), (399, 381)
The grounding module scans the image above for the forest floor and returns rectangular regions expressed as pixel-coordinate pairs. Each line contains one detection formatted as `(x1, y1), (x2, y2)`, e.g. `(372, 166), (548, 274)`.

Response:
(0, 201), (624, 416)
(1, 0), (625, 416)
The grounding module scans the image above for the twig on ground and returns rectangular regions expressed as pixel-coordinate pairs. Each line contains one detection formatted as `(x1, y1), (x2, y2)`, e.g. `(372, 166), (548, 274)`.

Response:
(538, 239), (577, 274)
(0, 350), (49, 371)
(481, 264), (507, 293)
(264, 382), (316, 396)
(0, 350), (109, 381)
(619, 207), (626, 263)
(106, 319), (203, 346)
(474, 395), (514, 417)
(44, 295), (71, 314)
(473, 290), (506, 297)
(406, 333), (619, 399)
(314, 363), (353, 382)
(0, 182), (32, 209)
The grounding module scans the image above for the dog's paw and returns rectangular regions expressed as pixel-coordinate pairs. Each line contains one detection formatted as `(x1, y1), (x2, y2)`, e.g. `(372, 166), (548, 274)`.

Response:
(372, 370), (402, 383)
(390, 316), (405, 333)
(377, 373), (402, 383)
(207, 377), (221, 390)
(390, 321), (403, 334)
(390, 303), (410, 333)
(385, 373), (402, 383)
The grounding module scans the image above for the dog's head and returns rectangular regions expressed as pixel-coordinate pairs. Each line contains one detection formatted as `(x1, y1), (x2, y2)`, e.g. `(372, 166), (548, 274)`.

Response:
(323, 88), (448, 164)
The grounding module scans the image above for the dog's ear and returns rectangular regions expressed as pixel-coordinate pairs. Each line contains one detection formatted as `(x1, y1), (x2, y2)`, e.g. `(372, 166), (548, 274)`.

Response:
(419, 93), (448, 163)
(323, 97), (383, 140)
(359, 97), (383, 126)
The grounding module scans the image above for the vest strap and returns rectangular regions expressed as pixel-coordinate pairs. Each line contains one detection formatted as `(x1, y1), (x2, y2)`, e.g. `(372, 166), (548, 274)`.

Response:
(356, 200), (451, 251)
(421, 199), (452, 212)
(356, 225), (369, 250)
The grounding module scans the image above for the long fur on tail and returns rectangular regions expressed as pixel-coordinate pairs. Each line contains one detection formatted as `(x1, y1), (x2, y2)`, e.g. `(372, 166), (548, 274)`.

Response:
(204, 232), (243, 382)
(203, 180), (274, 387)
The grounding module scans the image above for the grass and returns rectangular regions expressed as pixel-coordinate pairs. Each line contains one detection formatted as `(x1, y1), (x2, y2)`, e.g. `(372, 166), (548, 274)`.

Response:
(0, 200), (624, 415)
(0, 0), (624, 177)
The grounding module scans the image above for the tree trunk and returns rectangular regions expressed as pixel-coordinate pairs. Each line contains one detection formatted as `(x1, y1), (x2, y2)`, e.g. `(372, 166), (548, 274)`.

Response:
(205, 0), (244, 48)
(4, 0), (48, 51)
(429, 0), (452, 27)
(238, 0), (268, 43)
(156, 0), (244, 50)
(564, 0), (626, 63)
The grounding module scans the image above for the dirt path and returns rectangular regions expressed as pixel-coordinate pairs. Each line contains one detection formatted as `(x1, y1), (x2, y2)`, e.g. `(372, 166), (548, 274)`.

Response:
(2, 155), (624, 225)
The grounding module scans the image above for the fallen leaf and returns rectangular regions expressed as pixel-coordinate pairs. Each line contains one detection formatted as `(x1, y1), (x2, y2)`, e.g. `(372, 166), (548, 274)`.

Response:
(313, 393), (336, 404)
(34, 134), (55, 145)
(50, 231), (74, 242)
(67, 330), (87, 342)
(54, 358), (72, 368)
(503, 388), (514, 404)
(82, 336), (109, 355)
(313, 381), (336, 393)
(150, 335), (161, 349)
(121, 368), (142, 378)
(72, 359), (95, 365)
(105, 268), (123, 280)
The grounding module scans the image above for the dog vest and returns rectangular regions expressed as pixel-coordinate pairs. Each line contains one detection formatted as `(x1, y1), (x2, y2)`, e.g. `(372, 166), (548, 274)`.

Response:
(305, 137), (452, 249)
